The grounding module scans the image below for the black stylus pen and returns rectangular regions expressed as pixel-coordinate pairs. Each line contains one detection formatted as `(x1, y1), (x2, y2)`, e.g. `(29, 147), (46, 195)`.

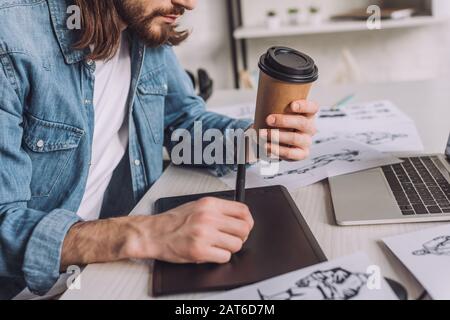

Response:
(235, 163), (246, 203)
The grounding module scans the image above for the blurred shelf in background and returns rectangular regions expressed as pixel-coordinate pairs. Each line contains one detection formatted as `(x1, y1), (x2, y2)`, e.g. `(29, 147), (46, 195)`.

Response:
(234, 15), (448, 40)
(227, 0), (450, 88)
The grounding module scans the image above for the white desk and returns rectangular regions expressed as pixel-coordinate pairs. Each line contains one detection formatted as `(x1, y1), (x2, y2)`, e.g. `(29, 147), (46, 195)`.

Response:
(61, 79), (450, 300)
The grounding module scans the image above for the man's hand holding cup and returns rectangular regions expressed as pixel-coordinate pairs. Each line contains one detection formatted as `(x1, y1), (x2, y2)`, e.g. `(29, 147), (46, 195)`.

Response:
(251, 47), (320, 162)
(263, 99), (319, 161)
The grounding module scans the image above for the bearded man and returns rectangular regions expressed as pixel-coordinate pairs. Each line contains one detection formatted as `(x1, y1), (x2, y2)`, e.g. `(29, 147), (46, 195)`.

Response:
(0, 0), (319, 299)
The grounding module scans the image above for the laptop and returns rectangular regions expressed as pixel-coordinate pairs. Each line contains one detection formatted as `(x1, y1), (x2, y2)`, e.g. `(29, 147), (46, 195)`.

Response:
(330, 133), (450, 226)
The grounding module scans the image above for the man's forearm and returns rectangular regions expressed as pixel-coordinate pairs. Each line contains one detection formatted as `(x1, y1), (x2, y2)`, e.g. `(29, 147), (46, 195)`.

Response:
(60, 216), (155, 270)
(60, 196), (254, 271)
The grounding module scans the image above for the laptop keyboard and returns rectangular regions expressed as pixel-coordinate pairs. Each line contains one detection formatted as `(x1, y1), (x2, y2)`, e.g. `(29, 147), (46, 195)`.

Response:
(382, 156), (450, 216)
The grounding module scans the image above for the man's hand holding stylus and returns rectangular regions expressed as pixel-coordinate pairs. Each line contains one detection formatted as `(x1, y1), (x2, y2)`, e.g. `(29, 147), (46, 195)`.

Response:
(61, 198), (253, 268)
(127, 197), (254, 264)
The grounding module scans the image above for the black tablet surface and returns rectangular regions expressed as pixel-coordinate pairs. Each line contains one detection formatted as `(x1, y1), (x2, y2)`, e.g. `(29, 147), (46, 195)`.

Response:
(152, 185), (327, 297)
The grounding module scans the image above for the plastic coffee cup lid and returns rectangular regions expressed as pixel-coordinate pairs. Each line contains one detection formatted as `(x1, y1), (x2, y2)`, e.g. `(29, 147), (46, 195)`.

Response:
(259, 46), (319, 84)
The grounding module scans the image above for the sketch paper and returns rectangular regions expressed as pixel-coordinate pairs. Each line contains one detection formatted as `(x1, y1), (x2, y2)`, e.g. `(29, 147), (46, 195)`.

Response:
(220, 140), (401, 190)
(383, 224), (450, 300)
(211, 100), (423, 153)
(209, 253), (398, 300)
(318, 100), (412, 123)
(212, 100), (411, 123)
(314, 122), (424, 152)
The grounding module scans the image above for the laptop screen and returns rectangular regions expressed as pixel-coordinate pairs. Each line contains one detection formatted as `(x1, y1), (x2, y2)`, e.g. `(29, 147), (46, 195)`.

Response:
(446, 133), (450, 159)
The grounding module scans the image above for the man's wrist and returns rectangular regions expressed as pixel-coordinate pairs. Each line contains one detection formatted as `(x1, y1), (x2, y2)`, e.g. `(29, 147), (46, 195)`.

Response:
(121, 216), (161, 261)
(61, 216), (159, 269)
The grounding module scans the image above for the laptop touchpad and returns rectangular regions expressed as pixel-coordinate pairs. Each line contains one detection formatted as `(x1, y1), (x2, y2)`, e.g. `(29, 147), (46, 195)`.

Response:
(330, 168), (402, 225)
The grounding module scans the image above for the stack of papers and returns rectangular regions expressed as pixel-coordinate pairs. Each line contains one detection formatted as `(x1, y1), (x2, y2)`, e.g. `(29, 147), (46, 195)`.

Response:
(209, 253), (398, 300)
(384, 224), (450, 300)
(212, 100), (423, 190)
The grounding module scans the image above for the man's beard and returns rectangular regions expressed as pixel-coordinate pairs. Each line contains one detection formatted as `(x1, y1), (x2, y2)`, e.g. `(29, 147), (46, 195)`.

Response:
(113, 0), (186, 47)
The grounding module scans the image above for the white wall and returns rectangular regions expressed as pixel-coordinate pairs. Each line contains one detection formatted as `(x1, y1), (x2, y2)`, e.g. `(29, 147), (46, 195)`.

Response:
(174, 0), (233, 89)
(246, 23), (450, 86)
(175, 0), (450, 89)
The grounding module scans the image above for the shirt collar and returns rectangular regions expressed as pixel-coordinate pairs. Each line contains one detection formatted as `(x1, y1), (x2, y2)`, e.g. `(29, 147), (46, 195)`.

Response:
(46, 0), (146, 67)
(47, 0), (90, 64)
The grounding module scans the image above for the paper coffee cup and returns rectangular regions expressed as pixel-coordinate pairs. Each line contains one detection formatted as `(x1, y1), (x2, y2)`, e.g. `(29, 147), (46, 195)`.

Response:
(254, 47), (319, 130)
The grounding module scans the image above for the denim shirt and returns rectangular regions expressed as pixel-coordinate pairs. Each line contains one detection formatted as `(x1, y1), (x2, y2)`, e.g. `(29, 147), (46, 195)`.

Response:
(0, 0), (252, 298)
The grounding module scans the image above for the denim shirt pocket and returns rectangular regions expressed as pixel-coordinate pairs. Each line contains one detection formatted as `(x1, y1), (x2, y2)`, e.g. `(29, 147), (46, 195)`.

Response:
(136, 68), (168, 144)
(22, 113), (85, 198)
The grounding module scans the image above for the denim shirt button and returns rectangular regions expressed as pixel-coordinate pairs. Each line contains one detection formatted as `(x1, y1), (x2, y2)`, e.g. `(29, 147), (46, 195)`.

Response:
(36, 140), (45, 148)
(86, 59), (94, 66)
(134, 159), (141, 166)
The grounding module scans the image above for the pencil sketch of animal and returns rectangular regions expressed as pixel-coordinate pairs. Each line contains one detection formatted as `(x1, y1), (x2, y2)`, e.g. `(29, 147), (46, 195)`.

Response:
(264, 149), (360, 180)
(413, 236), (450, 256)
(258, 268), (369, 300)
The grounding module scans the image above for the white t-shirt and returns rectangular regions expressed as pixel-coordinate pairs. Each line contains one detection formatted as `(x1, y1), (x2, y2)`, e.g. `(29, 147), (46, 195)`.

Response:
(76, 35), (132, 221)
(14, 34), (132, 300)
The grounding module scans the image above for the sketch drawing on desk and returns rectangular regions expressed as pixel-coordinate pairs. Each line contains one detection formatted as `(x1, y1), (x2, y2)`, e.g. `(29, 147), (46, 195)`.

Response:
(384, 224), (450, 299)
(219, 139), (401, 190)
(412, 236), (450, 257)
(257, 268), (369, 300)
(351, 107), (398, 120)
(212, 100), (423, 152)
(316, 100), (423, 152)
(213, 101), (409, 123)
(209, 253), (398, 300)
(318, 100), (412, 123)
(314, 122), (424, 153)
(315, 132), (408, 147)
(319, 108), (347, 118)
(264, 149), (360, 180)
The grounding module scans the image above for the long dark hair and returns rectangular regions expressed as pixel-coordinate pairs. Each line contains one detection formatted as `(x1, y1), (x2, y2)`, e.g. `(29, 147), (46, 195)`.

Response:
(73, 0), (189, 61)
